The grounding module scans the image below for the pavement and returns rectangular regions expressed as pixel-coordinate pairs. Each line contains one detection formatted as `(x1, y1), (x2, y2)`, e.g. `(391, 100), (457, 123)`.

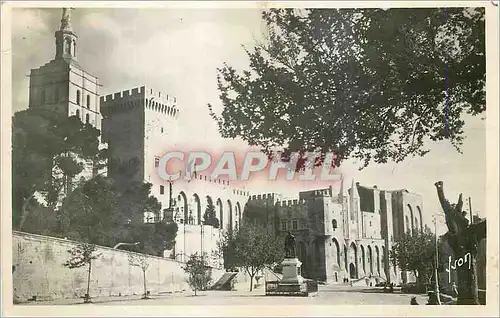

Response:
(18, 284), (430, 306)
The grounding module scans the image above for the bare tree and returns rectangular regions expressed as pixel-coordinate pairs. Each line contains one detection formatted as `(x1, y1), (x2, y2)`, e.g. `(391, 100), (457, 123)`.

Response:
(63, 243), (101, 303)
(128, 253), (151, 299)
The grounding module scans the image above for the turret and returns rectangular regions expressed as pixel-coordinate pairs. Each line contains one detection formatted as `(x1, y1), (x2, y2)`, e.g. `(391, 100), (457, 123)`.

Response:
(55, 8), (78, 61)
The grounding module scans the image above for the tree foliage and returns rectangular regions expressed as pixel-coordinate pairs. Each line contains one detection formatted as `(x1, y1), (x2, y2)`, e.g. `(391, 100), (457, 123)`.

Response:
(12, 107), (105, 230)
(218, 222), (284, 291)
(203, 198), (220, 228)
(58, 175), (119, 245)
(182, 253), (213, 296)
(58, 174), (178, 256)
(390, 227), (446, 286)
(209, 8), (485, 169)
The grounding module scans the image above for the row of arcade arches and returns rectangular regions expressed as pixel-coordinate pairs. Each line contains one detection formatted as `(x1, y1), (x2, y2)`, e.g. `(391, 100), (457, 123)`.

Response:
(174, 192), (242, 230)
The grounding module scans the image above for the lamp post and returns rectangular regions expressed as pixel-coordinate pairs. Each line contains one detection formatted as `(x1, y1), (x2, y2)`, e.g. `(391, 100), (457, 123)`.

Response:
(162, 177), (175, 222)
(200, 216), (204, 258)
(433, 214), (441, 305)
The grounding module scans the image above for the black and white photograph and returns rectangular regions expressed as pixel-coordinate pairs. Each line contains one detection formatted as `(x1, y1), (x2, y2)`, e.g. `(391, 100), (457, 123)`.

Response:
(1, 1), (498, 316)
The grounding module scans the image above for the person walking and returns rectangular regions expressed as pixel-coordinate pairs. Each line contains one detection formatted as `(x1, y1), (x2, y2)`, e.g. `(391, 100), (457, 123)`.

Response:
(411, 297), (419, 305)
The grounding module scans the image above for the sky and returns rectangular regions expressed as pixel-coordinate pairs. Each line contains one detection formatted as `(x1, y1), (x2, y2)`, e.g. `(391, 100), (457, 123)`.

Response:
(11, 7), (486, 235)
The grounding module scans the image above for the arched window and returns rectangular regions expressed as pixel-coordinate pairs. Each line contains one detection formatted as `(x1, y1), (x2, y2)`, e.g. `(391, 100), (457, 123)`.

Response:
(85, 113), (90, 124)
(408, 204), (414, 230)
(417, 206), (423, 232)
(332, 219), (337, 229)
(76, 90), (81, 105)
(87, 95), (90, 108)
(65, 38), (71, 54)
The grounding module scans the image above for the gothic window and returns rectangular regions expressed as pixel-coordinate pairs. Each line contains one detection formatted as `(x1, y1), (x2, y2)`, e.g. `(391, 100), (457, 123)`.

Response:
(160, 185), (165, 195)
(85, 113), (89, 124)
(369, 221), (372, 227)
(76, 90), (81, 105)
(292, 220), (298, 230)
(87, 95), (91, 108)
(161, 127), (164, 133)
(281, 220), (287, 231)
(332, 219), (338, 229)
(65, 38), (71, 54)
(155, 157), (160, 167)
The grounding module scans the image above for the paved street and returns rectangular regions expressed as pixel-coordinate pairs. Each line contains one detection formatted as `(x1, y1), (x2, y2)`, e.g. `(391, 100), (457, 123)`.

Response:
(20, 285), (428, 306)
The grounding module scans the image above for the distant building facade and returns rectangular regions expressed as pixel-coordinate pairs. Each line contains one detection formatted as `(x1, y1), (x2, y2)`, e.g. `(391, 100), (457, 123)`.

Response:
(246, 181), (425, 284)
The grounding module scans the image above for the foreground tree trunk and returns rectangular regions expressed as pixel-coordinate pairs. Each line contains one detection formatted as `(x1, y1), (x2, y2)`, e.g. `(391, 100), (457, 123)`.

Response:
(456, 256), (479, 304)
(435, 181), (479, 305)
(85, 261), (92, 303)
(142, 270), (147, 299)
(18, 188), (36, 231)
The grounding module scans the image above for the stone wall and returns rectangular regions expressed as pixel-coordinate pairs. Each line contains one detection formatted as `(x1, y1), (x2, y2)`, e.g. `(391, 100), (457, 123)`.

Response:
(172, 224), (223, 266)
(12, 231), (224, 302)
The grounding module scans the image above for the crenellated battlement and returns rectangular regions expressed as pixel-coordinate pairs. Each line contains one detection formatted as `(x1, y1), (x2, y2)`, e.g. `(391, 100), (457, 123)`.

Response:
(274, 199), (308, 208)
(299, 187), (332, 199)
(175, 171), (251, 197)
(100, 85), (179, 119)
(145, 98), (179, 118)
(144, 86), (177, 105)
(248, 193), (282, 202)
(100, 86), (146, 103)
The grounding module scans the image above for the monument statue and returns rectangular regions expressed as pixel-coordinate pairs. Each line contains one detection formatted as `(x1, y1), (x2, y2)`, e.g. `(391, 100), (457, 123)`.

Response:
(284, 231), (296, 258)
(60, 8), (74, 31)
(434, 180), (481, 305)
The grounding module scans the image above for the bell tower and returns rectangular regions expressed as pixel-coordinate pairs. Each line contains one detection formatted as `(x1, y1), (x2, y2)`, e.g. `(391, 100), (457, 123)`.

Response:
(29, 8), (102, 130)
(55, 8), (77, 61)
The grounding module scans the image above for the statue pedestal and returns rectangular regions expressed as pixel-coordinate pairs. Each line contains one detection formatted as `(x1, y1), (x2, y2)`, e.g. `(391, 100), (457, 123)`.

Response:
(266, 258), (318, 297)
(281, 258), (304, 284)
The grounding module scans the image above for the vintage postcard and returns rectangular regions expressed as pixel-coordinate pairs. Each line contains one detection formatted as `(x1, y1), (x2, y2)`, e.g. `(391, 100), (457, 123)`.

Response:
(1, 1), (498, 317)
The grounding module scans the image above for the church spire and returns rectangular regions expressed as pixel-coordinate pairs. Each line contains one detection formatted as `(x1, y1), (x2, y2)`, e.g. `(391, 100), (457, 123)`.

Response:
(55, 8), (77, 61)
(60, 8), (74, 32)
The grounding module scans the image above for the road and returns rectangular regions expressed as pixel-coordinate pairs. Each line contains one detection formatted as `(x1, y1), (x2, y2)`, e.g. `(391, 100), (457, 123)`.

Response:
(20, 285), (429, 306)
